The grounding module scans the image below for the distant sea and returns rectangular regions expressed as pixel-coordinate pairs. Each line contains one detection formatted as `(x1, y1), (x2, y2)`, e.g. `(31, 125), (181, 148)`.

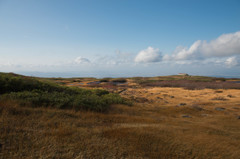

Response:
(15, 71), (240, 79)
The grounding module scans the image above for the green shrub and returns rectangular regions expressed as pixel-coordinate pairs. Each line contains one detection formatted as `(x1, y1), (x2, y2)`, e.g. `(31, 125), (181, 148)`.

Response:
(0, 73), (131, 112)
(111, 78), (127, 83)
(1, 90), (131, 112)
(91, 89), (109, 96)
(99, 78), (110, 82)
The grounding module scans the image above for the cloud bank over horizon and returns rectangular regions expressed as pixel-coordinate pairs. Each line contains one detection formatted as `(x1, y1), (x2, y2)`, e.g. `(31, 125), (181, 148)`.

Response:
(1, 31), (240, 77)
(72, 31), (240, 67)
(133, 31), (240, 68)
(164, 31), (240, 61)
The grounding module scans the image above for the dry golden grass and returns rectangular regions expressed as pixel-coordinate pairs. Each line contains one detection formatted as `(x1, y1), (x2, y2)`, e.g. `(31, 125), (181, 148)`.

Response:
(1, 84), (240, 158)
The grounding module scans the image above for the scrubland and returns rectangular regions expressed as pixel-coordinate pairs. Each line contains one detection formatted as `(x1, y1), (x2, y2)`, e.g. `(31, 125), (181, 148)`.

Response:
(1, 73), (240, 159)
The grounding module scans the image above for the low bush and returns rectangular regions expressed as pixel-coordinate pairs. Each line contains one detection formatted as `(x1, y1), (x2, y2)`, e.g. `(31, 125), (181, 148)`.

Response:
(0, 73), (131, 112)
(111, 78), (127, 83)
(0, 73), (77, 94)
(99, 78), (110, 82)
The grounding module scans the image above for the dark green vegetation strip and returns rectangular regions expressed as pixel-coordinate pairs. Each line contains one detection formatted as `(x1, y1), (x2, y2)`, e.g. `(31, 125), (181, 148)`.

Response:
(0, 73), (131, 112)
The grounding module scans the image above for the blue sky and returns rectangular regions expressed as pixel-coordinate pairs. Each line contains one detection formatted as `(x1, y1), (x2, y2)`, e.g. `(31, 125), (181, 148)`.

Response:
(0, 0), (240, 77)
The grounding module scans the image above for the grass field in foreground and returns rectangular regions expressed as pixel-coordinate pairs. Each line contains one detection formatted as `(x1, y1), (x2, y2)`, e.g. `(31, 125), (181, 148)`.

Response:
(1, 73), (240, 158)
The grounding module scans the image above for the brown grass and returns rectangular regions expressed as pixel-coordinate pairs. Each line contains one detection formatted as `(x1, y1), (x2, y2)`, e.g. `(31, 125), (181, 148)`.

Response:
(212, 96), (228, 101)
(1, 86), (240, 158)
(1, 76), (240, 158)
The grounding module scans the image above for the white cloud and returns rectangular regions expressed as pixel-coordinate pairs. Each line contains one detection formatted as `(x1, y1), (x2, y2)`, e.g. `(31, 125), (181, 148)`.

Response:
(134, 47), (162, 63)
(225, 56), (239, 68)
(165, 31), (240, 61)
(171, 40), (202, 60)
(74, 57), (90, 64)
(201, 31), (240, 57)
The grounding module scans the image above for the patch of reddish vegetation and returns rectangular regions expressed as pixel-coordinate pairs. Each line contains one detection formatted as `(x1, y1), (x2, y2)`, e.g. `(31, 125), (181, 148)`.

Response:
(141, 80), (240, 90)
